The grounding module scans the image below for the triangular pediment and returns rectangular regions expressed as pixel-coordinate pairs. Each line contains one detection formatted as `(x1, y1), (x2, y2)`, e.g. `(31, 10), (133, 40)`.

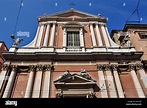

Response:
(54, 72), (96, 84)
(54, 71), (100, 92)
(42, 9), (98, 18)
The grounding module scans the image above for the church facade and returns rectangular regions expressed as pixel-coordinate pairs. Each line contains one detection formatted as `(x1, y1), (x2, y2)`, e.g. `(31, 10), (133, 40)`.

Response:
(0, 9), (146, 98)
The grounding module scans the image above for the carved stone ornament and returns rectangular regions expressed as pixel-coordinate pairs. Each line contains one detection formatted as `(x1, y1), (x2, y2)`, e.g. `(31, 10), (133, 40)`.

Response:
(18, 66), (30, 72)
(56, 93), (63, 98)
(97, 64), (103, 71)
(11, 65), (17, 71)
(80, 69), (91, 80)
(135, 63), (143, 70)
(103, 64), (111, 71)
(129, 64), (135, 71)
(2, 64), (9, 71)
(111, 64), (118, 71)
(29, 65), (36, 72)
(87, 92), (95, 98)
(44, 64), (51, 71)
(36, 64), (44, 71)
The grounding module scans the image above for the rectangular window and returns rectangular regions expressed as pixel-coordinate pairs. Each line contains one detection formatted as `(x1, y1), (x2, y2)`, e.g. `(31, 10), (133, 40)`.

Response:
(67, 31), (80, 48)
(139, 33), (147, 39)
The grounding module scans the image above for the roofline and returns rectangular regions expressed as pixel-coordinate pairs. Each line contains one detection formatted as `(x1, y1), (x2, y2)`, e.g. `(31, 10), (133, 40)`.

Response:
(0, 41), (9, 51)
(123, 24), (147, 31)
(38, 8), (108, 22)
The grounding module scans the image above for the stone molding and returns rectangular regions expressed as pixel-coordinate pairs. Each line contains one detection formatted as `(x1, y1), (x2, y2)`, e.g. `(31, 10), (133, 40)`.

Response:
(97, 63), (144, 71)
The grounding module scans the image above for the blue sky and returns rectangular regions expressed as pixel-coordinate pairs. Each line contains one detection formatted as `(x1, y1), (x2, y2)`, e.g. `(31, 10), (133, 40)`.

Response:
(0, 0), (147, 49)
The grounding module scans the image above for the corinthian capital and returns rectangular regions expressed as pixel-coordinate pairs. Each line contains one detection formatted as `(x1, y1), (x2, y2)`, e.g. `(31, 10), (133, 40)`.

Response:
(2, 64), (9, 71)
(11, 65), (17, 71)
(44, 64), (51, 71)
(29, 65), (36, 72)
(36, 64), (44, 71)
(111, 64), (118, 71)
(97, 64), (103, 71)
(135, 63), (143, 70)
(129, 64), (135, 71)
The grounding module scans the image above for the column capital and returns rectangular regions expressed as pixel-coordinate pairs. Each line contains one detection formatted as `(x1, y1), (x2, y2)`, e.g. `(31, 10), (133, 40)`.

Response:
(2, 64), (9, 71)
(56, 93), (63, 98)
(87, 92), (95, 98)
(129, 64), (136, 71)
(29, 65), (36, 72)
(36, 64), (44, 71)
(103, 64), (111, 71)
(44, 64), (51, 71)
(10, 65), (17, 71)
(111, 64), (118, 71)
(97, 64), (103, 71)
(135, 63), (143, 70)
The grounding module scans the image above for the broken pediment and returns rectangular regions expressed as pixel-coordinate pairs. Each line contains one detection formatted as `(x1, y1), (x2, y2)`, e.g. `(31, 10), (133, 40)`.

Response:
(54, 70), (100, 93)
(54, 70), (96, 83)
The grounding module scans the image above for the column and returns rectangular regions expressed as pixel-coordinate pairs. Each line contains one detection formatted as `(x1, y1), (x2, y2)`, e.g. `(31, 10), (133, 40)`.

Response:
(105, 65), (117, 98)
(24, 65), (36, 98)
(36, 24), (45, 47)
(130, 65), (145, 98)
(49, 23), (56, 46)
(112, 64), (124, 98)
(80, 28), (85, 51)
(32, 65), (43, 98)
(0, 64), (9, 91)
(90, 24), (97, 47)
(136, 64), (147, 88)
(41, 65), (51, 98)
(63, 28), (67, 47)
(95, 24), (103, 46)
(43, 24), (50, 47)
(138, 69), (147, 88)
(101, 25), (110, 47)
(2, 65), (17, 98)
(98, 66), (108, 98)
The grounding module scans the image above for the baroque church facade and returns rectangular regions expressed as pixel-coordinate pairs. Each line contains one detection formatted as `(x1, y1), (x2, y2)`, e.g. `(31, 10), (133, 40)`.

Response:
(0, 9), (147, 98)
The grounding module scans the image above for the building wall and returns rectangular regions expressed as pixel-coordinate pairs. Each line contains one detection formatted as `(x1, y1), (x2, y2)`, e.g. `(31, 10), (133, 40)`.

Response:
(1, 10), (146, 98)
(0, 42), (8, 70)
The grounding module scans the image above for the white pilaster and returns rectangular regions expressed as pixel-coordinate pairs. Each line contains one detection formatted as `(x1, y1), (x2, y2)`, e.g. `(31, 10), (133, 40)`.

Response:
(80, 28), (85, 52)
(90, 24), (97, 47)
(63, 28), (67, 47)
(105, 71), (117, 98)
(95, 24), (103, 46)
(131, 70), (145, 98)
(41, 67), (51, 98)
(98, 70), (108, 98)
(113, 70), (125, 98)
(43, 24), (50, 47)
(32, 65), (43, 98)
(24, 66), (35, 98)
(36, 25), (45, 47)
(101, 25), (110, 47)
(2, 65), (17, 98)
(138, 69), (147, 88)
(0, 65), (8, 91)
(49, 23), (56, 46)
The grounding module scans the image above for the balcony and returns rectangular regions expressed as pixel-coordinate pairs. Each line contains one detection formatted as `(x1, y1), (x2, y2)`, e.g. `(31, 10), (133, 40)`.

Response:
(66, 46), (82, 52)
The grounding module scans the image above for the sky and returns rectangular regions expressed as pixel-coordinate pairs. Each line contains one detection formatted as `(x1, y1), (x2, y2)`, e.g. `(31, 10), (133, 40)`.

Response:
(0, 0), (147, 49)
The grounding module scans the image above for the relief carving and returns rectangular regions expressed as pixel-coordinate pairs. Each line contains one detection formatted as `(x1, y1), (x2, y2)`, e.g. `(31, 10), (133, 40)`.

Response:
(135, 63), (143, 70)
(2, 64), (9, 71)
